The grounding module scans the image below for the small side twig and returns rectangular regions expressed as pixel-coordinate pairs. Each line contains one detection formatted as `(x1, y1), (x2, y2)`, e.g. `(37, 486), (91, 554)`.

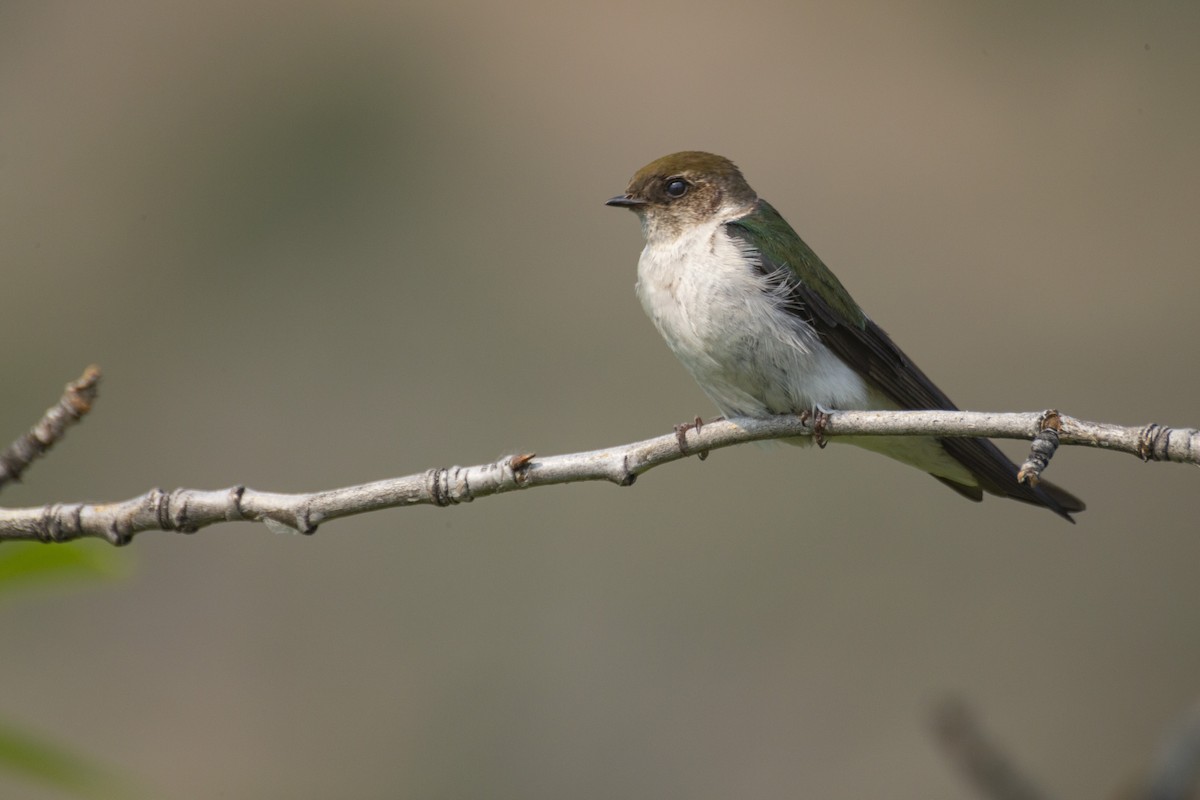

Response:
(0, 366), (101, 493)
(1018, 410), (1062, 487)
(1143, 700), (1200, 800)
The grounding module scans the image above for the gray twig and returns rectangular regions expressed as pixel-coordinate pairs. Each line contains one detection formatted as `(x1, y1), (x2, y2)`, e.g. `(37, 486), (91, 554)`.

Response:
(0, 406), (1196, 544)
(0, 366), (101, 493)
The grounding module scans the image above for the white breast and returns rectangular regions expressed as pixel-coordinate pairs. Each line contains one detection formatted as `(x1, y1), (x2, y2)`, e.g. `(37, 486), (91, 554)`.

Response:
(635, 221), (870, 418)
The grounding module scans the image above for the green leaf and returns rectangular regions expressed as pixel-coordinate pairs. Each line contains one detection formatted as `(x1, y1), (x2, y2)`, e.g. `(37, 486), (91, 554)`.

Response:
(0, 719), (139, 799)
(0, 542), (129, 598)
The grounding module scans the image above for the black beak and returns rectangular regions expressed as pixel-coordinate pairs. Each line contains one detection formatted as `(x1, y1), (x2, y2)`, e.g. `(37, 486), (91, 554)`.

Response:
(606, 194), (647, 208)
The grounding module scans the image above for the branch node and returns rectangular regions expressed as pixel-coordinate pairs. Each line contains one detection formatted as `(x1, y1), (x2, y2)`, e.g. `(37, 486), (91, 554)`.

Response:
(618, 454), (637, 486)
(1138, 423), (1169, 462)
(170, 489), (198, 532)
(508, 452), (534, 471)
(508, 453), (536, 486)
(64, 365), (102, 417)
(429, 466), (478, 506)
(427, 468), (448, 506)
(152, 488), (174, 532)
(105, 518), (132, 547)
(225, 486), (247, 522)
(295, 506), (318, 535)
(1037, 409), (1062, 432)
(39, 503), (82, 543)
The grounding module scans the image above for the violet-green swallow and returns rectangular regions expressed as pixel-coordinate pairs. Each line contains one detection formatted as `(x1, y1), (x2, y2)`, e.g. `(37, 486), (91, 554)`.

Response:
(607, 151), (1084, 521)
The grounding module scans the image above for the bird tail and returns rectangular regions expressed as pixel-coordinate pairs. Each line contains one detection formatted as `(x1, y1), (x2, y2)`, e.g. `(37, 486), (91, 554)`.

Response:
(939, 437), (1086, 523)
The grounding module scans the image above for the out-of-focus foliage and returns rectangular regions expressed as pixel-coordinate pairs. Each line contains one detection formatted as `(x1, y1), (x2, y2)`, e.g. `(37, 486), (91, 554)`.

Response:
(0, 544), (128, 599)
(0, 544), (136, 797)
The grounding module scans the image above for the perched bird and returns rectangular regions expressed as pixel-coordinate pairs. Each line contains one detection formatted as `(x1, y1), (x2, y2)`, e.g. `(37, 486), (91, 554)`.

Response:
(607, 151), (1084, 521)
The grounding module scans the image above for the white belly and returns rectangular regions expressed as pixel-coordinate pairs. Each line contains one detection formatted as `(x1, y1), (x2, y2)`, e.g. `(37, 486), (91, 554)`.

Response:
(635, 221), (869, 417)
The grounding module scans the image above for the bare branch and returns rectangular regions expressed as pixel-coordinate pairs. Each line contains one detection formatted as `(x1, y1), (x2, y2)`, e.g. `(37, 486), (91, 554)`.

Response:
(0, 407), (1195, 545)
(932, 696), (1200, 800)
(0, 366), (101, 493)
(1143, 701), (1200, 800)
(931, 697), (1053, 800)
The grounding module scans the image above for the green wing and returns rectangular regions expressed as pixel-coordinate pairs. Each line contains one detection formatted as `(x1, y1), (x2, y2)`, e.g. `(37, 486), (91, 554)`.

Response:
(726, 200), (1084, 520)
(727, 199), (961, 413)
(728, 200), (868, 331)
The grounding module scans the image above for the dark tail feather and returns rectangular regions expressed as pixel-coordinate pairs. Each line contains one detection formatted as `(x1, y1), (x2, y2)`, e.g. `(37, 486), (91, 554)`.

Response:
(939, 437), (1086, 523)
(1005, 478), (1086, 522)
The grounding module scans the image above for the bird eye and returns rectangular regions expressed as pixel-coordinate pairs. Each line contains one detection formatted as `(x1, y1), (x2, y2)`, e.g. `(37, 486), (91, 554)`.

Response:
(664, 178), (688, 198)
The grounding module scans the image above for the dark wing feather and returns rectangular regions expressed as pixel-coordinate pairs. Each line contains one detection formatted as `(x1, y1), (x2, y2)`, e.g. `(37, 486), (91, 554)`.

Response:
(727, 200), (1084, 520)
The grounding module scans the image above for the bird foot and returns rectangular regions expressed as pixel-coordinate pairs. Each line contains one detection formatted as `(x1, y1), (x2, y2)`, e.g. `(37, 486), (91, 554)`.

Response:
(799, 406), (832, 448)
(674, 415), (723, 460)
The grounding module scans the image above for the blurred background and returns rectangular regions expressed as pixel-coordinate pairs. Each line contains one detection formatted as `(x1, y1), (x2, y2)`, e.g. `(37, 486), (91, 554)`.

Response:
(1, 1), (1198, 797)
